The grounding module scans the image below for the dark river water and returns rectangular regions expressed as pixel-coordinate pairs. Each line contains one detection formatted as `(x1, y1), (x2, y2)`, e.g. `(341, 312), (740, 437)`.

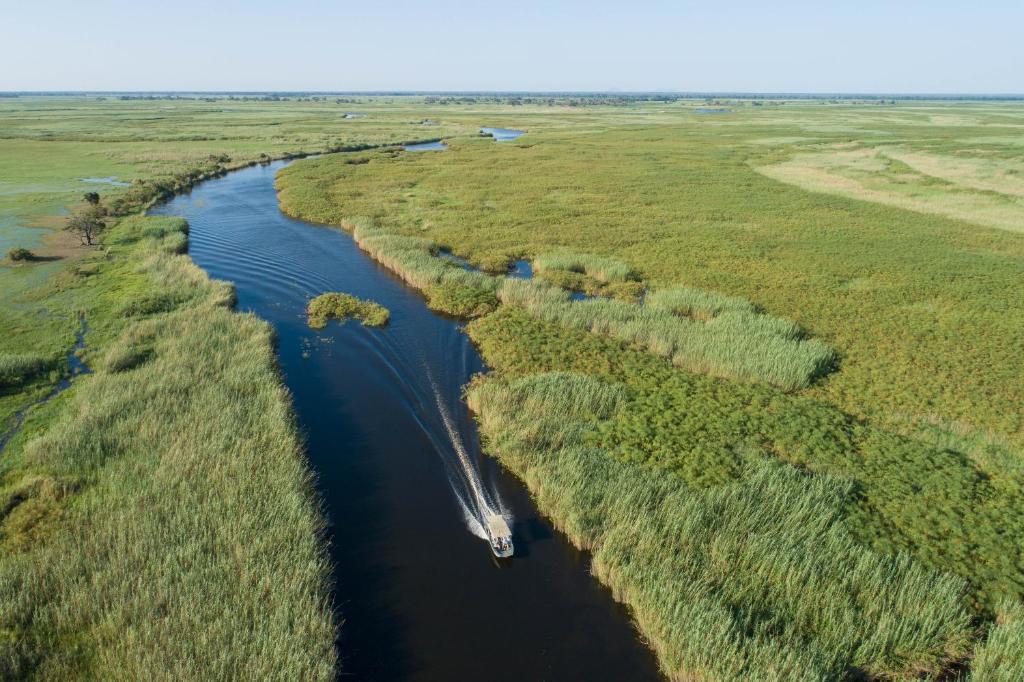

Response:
(153, 160), (661, 681)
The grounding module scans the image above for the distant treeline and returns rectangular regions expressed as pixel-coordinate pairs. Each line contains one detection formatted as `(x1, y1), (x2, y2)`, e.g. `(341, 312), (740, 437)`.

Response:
(110, 94), (357, 103)
(5, 91), (1023, 101)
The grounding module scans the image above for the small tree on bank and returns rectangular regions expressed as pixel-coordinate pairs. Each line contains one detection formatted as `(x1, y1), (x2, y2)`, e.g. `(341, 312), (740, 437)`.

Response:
(83, 191), (100, 205)
(65, 204), (106, 246)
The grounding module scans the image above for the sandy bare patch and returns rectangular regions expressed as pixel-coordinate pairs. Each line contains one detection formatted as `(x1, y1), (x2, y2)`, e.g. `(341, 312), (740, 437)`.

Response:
(36, 228), (95, 260)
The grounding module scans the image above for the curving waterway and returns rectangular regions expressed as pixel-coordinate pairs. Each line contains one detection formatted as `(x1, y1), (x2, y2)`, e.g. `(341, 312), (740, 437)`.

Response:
(152, 159), (662, 681)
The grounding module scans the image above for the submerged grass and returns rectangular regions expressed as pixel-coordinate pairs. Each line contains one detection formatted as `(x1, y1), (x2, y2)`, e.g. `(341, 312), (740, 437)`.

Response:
(307, 292), (389, 329)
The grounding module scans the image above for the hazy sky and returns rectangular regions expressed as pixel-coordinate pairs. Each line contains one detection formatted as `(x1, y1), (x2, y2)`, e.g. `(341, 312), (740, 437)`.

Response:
(4, 1), (1022, 93)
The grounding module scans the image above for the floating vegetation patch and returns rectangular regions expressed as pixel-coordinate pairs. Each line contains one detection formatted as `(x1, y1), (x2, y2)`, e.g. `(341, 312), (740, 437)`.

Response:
(306, 292), (389, 329)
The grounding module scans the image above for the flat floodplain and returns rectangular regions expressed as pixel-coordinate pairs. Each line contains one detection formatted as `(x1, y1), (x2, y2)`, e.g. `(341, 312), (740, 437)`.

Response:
(277, 100), (1024, 449)
(3, 95), (1024, 680)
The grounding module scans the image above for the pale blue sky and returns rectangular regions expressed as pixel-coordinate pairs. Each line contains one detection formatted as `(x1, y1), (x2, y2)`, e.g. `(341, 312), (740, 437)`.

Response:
(4, 1), (1022, 93)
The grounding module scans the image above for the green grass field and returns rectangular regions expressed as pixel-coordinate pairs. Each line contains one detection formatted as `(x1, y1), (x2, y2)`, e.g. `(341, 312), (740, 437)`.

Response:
(3, 95), (1024, 680)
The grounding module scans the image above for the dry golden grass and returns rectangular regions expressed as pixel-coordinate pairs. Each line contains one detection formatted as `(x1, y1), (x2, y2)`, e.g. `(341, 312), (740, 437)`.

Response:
(757, 146), (1024, 233)
(882, 149), (1024, 197)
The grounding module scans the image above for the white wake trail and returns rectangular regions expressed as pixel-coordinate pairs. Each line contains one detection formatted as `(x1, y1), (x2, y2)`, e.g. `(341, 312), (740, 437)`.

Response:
(426, 369), (511, 539)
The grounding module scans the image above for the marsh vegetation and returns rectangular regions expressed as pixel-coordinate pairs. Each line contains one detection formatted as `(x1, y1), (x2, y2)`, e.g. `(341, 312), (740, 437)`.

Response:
(273, 98), (1024, 679)
(307, 292), (389, 328)
(1, 216), (335, 679)
(4, 95), (1024, 680)
(467, 371), (974, 680)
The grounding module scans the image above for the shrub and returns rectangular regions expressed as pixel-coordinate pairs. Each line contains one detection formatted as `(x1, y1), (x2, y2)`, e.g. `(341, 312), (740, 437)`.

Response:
(6, 247), (35, 262)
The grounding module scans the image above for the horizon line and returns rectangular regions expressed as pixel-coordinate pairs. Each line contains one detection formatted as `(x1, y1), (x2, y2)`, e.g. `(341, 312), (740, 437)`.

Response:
(2, 90), (1024, 100)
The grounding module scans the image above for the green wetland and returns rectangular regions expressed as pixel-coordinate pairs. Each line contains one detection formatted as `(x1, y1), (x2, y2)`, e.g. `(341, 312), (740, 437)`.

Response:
(2, 95), (1024, 680)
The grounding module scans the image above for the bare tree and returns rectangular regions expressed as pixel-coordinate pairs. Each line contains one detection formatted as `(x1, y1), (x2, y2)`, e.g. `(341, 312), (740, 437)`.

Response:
(65, 205), (106, 246)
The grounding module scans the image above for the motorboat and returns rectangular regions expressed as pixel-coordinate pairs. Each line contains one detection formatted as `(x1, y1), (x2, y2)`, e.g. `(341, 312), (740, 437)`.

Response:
(486, 514), (514, 558)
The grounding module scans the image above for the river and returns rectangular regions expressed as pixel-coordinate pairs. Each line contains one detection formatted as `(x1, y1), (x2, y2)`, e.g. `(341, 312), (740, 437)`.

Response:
(152, 159), (661, 681)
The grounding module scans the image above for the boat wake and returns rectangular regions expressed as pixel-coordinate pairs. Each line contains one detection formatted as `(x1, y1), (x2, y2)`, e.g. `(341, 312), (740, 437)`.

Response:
(427, 370), (511, 542)
(368, 318), (513, 546)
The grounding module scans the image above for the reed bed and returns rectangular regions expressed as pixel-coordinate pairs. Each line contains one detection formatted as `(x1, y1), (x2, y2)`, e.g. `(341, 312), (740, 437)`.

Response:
(349, 219), (499, 317)
(270, 113), (1024, 452)
(497, 277), (833, 390)
(534, 251), (635, 283)
(646, 285), (757, 320)
(0, 216), (335, 680)
(467, 371), (974, 681)
(968, 600), (1024, 681)
(0, 353), (51, 389)
(338, 221), (834, 390)
(307, 292), (389, 329)
(469, 306), (1024, 614)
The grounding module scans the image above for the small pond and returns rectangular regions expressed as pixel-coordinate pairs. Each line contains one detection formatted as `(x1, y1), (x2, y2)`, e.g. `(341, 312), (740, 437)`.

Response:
(507, 259), (533, 279)
(80, 176), (131, 187)
(480, 127), (525, 142)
